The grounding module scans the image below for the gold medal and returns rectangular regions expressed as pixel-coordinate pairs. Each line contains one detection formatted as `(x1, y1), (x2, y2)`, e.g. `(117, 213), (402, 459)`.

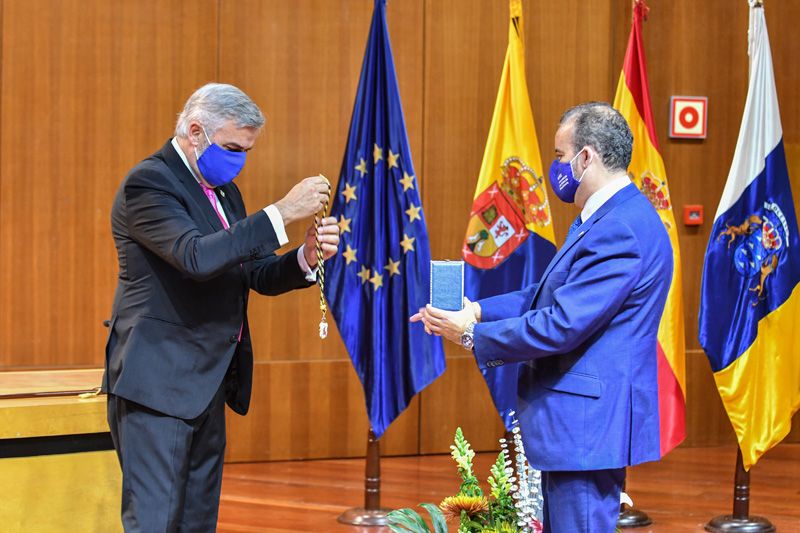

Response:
(315, 175), (331, 339)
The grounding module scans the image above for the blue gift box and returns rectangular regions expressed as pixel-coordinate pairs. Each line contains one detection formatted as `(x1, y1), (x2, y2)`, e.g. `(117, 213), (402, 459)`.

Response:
(430, 260), (464, 311)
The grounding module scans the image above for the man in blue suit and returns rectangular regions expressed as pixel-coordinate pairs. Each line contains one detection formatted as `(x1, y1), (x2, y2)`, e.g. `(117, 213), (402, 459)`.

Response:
(414, 103), (672, 532)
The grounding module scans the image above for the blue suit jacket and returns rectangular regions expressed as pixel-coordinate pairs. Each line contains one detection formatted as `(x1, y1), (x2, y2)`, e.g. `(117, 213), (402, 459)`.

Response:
(473, 184), (672, 471)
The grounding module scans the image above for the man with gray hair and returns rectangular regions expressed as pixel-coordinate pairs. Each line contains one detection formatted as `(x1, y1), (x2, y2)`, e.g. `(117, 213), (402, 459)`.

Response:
(104, 83), (340, 531)
(414, 102), (673, 532)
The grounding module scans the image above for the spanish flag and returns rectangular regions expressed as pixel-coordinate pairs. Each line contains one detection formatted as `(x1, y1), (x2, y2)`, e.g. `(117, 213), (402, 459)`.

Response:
(699, 1), (800, 470)
(613, 0), (687, 456)
(461, 0), (556, 430)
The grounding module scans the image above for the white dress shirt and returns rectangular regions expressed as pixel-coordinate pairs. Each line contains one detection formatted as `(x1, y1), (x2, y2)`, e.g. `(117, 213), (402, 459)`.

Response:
(171, 137), (317, 281)
(580, 175), (633, 223)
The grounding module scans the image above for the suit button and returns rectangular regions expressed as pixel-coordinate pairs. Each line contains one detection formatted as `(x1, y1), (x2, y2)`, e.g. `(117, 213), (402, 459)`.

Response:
(229, 335), (238, 344)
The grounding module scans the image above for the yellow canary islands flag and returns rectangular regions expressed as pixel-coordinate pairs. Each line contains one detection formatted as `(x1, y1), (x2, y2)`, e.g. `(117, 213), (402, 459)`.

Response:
(461, 0), (556, 430)
(613, 0), (687, 456)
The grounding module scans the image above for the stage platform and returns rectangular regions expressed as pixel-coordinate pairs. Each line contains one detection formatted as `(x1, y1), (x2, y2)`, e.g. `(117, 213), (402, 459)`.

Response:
(218, 443), (800, 532)
(0, 369), (120, 532)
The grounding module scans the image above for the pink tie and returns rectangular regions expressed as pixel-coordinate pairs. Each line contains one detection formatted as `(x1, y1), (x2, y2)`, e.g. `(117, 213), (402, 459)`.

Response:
(200, 184), (243, 342)
(201, 185), (230, 229)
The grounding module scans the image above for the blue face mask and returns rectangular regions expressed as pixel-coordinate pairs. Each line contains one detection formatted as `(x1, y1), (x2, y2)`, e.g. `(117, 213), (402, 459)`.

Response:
(195, 127), (246, 187)
(548, 148), (590, 204)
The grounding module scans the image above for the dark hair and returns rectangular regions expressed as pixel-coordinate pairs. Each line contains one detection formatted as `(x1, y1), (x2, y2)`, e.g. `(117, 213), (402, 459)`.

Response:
(559, 102), (633, 173)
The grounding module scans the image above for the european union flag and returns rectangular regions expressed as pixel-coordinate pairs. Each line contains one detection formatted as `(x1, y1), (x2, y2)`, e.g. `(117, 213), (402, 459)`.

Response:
(324, 0), (445, 439)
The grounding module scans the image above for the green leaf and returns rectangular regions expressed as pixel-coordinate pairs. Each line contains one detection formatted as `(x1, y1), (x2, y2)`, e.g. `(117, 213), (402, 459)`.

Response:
(466, 517), (485, 529)
(419, 503), (448, 533)
(387, 508), (430, 533)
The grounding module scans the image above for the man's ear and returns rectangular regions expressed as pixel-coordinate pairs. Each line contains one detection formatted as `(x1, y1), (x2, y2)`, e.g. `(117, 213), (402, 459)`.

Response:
(188, 122), (204, 148)
(581, 146), (596, 169)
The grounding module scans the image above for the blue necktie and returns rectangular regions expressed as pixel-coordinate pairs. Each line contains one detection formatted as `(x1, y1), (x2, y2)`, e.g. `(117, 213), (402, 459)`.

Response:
(566, 215), (583, 239)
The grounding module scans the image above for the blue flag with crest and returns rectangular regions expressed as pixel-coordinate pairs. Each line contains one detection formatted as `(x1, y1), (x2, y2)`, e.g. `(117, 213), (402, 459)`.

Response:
(698, 2), (800, 469)
(324, 0), (445, 439)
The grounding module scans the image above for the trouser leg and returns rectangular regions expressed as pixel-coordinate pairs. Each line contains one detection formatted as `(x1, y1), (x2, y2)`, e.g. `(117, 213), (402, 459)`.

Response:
(542, 467), (625, 533)
(178, 386), (227, 533)
(107, 394), (194, 533)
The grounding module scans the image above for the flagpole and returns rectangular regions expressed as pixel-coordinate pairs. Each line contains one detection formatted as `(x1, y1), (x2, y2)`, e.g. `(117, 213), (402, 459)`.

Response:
(705, 448), (775, 532)
(337, 428), (391, 526)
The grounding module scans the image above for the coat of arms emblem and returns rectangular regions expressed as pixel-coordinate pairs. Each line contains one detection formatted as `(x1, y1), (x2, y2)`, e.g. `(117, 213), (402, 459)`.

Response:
(717, 201), (789, 305)
(463, 157), (550, 269)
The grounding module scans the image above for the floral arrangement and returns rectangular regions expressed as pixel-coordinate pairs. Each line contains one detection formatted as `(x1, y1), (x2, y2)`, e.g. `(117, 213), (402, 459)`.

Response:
(388, 421), (543, 533)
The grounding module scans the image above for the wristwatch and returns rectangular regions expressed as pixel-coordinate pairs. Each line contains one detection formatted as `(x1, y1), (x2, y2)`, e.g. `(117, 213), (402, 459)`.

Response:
(460, 321), (476, 351)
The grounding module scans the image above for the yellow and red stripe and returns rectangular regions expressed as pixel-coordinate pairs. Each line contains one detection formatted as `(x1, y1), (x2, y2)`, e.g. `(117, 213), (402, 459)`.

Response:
(613, 0), (687, 456)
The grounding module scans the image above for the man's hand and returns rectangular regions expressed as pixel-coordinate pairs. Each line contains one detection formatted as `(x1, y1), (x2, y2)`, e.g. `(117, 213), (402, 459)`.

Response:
(410, 297), (479, 345)
(274, 175), (330, 226)
(303, 217), (340, 268)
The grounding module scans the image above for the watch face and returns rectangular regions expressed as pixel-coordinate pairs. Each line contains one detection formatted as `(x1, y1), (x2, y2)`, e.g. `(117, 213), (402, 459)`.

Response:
(461, 333), (474, 349)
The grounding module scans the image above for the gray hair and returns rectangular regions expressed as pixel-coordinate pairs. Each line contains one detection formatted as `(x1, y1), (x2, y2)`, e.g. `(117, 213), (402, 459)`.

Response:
(559, 102), (633, 173)
(175, 83), (265, 138)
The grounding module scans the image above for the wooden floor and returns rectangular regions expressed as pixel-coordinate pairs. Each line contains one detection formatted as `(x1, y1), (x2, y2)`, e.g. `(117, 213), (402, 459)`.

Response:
(218, 444), (800, 532)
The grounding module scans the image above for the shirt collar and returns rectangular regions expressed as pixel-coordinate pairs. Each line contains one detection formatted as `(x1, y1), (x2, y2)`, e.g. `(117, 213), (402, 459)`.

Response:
(580, 175), (632, 223)
(171, 137), (202, 185)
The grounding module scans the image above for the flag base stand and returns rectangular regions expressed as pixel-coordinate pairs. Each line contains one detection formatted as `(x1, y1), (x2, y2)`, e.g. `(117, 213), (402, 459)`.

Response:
(337, 429), (392, 527)
(618, 505), (652, 528)
(705, 515), (775, 533)
(705, 448), (774, 533)
(337, 508), (391, 527)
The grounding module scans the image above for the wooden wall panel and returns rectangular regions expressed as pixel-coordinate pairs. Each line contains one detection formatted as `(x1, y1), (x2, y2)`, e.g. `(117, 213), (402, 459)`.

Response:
(217, 0), (424, 364)
(418, 0), (620, 453)
(683, 352), (736, 447)
(1, 0), (798, 460)
(635, 3), (750, 353)
(419, 356), (505, 454)
(225, 360), (418, 462)
(420, 0), (620, 263)
(0, 0), (218, 368)
(625, 0), (800, 445)
(218, 0), (424, 460)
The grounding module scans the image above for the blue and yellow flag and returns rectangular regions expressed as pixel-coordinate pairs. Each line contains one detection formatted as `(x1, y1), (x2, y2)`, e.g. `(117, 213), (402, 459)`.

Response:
(324, 0), (445, 439)
(461, 0), (556, 430)
(698, 1), (800, 470)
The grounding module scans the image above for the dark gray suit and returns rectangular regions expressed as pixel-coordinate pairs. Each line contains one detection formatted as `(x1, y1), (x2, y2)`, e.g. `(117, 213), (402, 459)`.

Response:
(104, 140), (311, 531)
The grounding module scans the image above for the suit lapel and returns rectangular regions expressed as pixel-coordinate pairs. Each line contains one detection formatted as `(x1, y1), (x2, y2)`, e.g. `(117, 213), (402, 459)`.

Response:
(217, 183), (242, 224)
(216, 182), (251, 286)
(530, 183), (641, 307)
(160, 140), (225, 232)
